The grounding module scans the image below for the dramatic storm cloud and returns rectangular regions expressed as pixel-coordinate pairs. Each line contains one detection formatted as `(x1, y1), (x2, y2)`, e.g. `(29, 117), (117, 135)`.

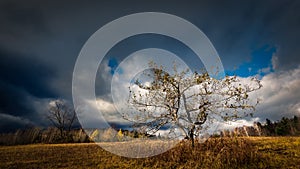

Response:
(0, 0), (299, 132)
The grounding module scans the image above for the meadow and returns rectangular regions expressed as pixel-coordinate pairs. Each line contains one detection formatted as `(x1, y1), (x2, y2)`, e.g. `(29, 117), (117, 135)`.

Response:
(0, 137), (299, 169)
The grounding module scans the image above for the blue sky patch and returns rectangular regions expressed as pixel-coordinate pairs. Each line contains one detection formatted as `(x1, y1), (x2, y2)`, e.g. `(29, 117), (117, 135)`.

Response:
(108, 58), (118, 75)
(226, 45), (276, 77)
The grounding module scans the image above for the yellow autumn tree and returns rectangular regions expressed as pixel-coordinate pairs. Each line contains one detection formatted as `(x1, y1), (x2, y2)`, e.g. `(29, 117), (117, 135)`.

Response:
(117, 129), (124, 141)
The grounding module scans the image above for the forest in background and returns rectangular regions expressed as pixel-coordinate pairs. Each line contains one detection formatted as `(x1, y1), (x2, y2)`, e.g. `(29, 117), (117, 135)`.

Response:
(1, 116), (299, 146)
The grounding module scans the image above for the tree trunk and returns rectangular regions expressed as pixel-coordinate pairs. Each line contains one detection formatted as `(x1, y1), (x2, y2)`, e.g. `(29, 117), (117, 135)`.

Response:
(59, 128), (64, 139)
(189, 126), (195, 148)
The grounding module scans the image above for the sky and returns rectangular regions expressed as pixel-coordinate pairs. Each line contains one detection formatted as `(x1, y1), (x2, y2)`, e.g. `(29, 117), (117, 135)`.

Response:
(0, 0), (300, 133)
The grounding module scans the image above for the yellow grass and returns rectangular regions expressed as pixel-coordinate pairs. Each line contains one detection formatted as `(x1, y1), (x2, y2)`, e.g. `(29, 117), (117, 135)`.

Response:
(0, 137), (299, 169)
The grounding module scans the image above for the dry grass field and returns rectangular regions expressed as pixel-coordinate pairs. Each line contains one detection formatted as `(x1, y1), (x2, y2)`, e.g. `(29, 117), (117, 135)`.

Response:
(0, 137), (299, 169)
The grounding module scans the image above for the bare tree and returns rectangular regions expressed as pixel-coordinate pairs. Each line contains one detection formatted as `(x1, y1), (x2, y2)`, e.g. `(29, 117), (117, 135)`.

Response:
(125, 63), (262, 147)
(47, 100), (77, 140)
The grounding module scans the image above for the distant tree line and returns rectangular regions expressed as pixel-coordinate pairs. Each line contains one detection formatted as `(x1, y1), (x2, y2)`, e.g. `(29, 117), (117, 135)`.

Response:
(257, 116), (300, 136)
(220, 116), (300, 137)
(1, 115), (299, 145)
(0, 127), (90, 145)
(0, 127), (158, 145)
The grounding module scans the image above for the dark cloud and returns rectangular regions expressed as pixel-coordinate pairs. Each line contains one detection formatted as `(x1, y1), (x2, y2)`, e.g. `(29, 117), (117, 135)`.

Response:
(0, 49), (56, 98)
(0, 113), (34, 133)
(192, 0), (300, 71)
(0, 48), (57, 131)
(0, 1), (46, 32)
(0, 80), (32, 117)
